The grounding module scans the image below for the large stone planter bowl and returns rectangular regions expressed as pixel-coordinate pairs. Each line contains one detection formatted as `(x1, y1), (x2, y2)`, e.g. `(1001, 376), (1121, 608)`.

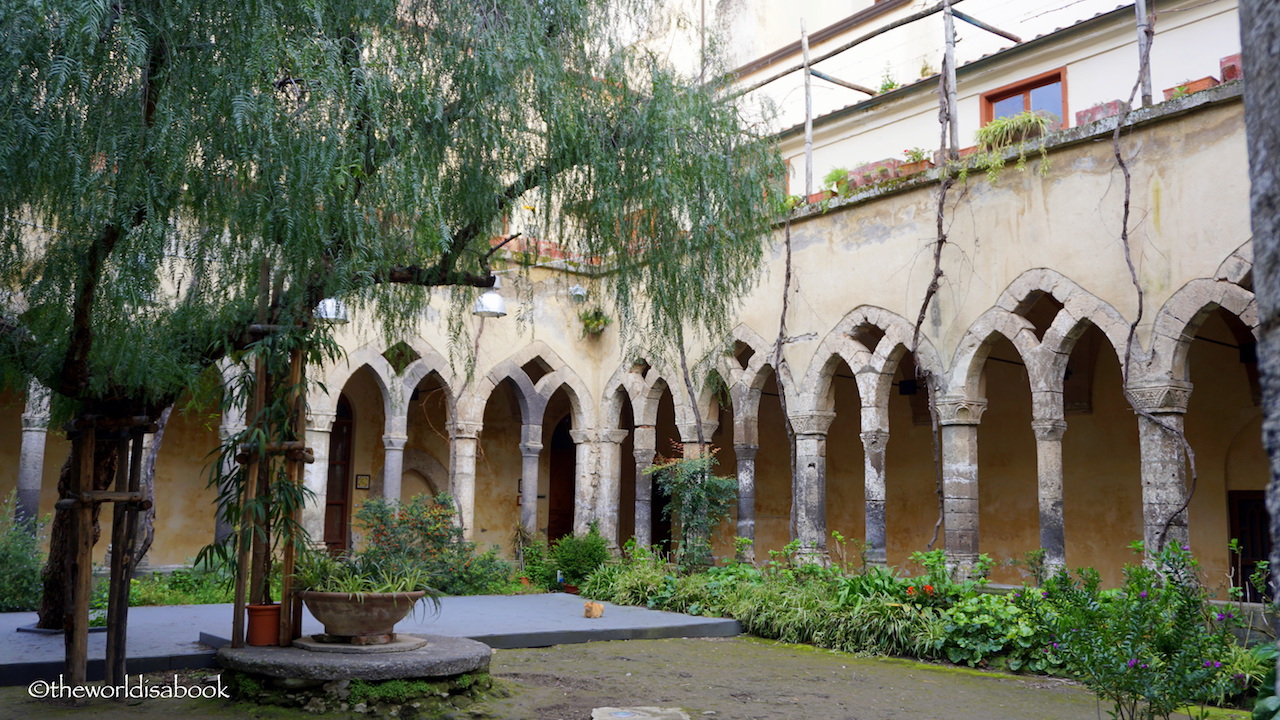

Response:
(298, 590), (426, 638)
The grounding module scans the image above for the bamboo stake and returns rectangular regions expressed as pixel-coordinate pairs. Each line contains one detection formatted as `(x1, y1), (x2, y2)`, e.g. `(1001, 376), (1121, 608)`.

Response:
(66, 427), (95, 686)
(278, 345), (305, 646)
(231, 259), (271, 648)
(104, 432), (130, 684)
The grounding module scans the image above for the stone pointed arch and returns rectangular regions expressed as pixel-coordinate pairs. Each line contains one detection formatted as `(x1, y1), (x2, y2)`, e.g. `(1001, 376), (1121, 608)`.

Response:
(949, 308), (1040, 398)
(601, 364), (652, 430)
(1213, 239), (1253, 286)
(536, 364), (598, 431)
(314, 343), (397, 419)
(462, 360), (541, 428)
(399, 346), (458, 426)
(998, 269), (1133, 364)
(1147, 278), (1258, 384)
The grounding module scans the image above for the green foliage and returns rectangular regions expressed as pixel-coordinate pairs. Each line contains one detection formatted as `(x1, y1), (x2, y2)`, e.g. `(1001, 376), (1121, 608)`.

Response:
(646, 452), (736, 571)
(354, 494), (513, 596)
(0, 493), (42, 612)
(823, 168), (852, 196)
(293, 547), (439, 599)
(1053, 543), (1238, 720)
(552, 524), (610, 585)
(0, 0), (781, 455)
(878, 63), (900, 93)
(125, 564), (236, 606)
(940, 593), (1061, 673)
(903, 147), (930, 163)
(579, 307), (611, 336)
(973, 110), (1054, 183)
(516, 533), (560, 592)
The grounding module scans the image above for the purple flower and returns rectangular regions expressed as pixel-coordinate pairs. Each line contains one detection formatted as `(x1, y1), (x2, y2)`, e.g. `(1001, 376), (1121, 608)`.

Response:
(1052, 642), (1060, 649)
(1182, 545), (1191, 552)
(1215, 661), (1222, 668)
(1139, 590), (1148, 599)
(1128, 658), (1138, 668)
(1216, 613), (1226, 621)
(1041, 590), (1048, 598)
(1204, 660), (1212, 668)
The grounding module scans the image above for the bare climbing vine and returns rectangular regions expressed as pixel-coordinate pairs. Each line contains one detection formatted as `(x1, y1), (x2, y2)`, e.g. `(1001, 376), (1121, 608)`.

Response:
(771, 219), (800, 545)
(1111, 8), (1199, 552)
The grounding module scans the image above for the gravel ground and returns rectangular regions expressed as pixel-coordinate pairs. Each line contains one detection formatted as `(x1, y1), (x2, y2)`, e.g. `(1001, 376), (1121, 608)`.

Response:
(0, 636), (1241, 720)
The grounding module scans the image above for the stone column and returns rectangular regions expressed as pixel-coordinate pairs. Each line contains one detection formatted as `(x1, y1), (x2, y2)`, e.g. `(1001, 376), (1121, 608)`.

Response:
(301, 411), (337, 544)
(1031, 418), (1068, 574)
(792, 411), (836, 560)
(594, 429), (630, 549)
(449, 421), (482, 540)
(381, 434), (407, 503)
(1128, 382), (1193, 555)
(633, 425), (656, 547)
(518, 424), (543, 538)
(568, 429), (601, 536)
(215, 422), (246, 545)
(734, 443), (759, 561)
(16, 383), (50, 522)
(937, 396), (987, 572)
(860, 429), (890, 566)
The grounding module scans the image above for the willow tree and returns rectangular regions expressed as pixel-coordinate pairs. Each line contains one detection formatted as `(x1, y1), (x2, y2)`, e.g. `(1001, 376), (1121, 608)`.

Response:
(0, 0), (780, 627)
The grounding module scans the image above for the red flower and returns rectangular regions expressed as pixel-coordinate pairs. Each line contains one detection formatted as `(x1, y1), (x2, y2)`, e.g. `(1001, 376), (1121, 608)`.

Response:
(924, 585), (934, 594)
(907, 586), (916, 595)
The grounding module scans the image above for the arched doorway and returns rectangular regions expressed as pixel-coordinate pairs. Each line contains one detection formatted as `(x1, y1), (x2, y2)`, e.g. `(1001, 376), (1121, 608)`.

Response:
(324, 395), (354, 552)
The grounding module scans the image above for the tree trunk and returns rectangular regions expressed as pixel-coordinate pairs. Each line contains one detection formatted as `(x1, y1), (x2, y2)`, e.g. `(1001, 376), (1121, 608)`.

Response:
(131, 404), (172, 568)
(1238, 0), (1280, 676)
(35, 441), (119, 629)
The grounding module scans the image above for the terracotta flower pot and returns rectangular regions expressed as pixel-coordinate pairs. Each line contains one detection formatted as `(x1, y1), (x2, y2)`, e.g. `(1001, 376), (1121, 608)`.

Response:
(1163, 76), (1219, 101)
(246, 603), (281, 647)
(298, 590), (426, 638)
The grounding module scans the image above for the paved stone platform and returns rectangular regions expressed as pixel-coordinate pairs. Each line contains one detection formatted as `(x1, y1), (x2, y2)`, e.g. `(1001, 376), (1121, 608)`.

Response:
(0, 594), (740, 686)
(217, 634), (490, 681)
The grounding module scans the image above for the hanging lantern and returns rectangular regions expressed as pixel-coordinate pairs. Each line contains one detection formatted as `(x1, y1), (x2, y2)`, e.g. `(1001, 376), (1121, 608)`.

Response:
(472, 276), (507, 318)
(316, 298), (349, 324)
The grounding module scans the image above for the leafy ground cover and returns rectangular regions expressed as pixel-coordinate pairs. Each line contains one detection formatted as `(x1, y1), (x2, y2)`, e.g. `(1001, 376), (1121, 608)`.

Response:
(583, 539), (1274, 720)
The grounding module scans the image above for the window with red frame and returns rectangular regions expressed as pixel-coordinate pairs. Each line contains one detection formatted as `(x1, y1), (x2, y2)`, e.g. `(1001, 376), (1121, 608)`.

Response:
(981, 68), (1068, 129)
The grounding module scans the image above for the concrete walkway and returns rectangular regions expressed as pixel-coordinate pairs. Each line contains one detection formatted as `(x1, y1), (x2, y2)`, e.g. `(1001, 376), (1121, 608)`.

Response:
(0, 594), (739, 686)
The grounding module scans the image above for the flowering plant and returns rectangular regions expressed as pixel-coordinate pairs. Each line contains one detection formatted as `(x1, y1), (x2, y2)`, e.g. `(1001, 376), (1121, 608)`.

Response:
(1051, 542), (1236, 719)
(903, 147), (930, 163)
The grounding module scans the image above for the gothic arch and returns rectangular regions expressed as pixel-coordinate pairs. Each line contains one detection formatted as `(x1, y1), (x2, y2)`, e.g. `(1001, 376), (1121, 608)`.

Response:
(314, 343), (396, 419)
(1148, 278), (1258, 384)
(949, 308), (1040, 399)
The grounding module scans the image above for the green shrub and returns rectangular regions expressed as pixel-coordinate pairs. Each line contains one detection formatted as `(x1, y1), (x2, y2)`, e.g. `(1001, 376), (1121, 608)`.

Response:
(0, 494), (43, 612)
(646, 453), (736, 571)
(1054, 543), (1237, 720)
(553, 524), (609, 585)
(517, 534), (560, 591)
(939, 592), (1061, 672)
(357, 494), (513, 596)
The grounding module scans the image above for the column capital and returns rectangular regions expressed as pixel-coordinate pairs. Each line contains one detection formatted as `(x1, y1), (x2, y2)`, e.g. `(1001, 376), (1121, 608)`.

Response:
(936, 395), (988, 426)
(1126, 381), (1192, 414)
(21, 413), (50, 431)
(733, 443), (760, 460)
(790, 411), (836, 437)
(860, 429), (890, 453)
(519, 442), (544, 457)
(450, 421), (483, 439)
(382, 433), (408, 450)
(307, 411), (338, 433)
(599, 429), (630, 444)
(568, 428), (597, 444)
(676, 422), (719, 443)
(1031, 419), (1068, 442)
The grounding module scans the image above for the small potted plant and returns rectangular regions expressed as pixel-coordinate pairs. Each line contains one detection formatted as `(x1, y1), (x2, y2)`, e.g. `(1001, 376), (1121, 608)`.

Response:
(899, 147), (934, 176)
(293, 549), (440, 642)
(1163, 76), (1219, 101)
(822, 167), (852, 197)
(579, 307), (611, 337)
